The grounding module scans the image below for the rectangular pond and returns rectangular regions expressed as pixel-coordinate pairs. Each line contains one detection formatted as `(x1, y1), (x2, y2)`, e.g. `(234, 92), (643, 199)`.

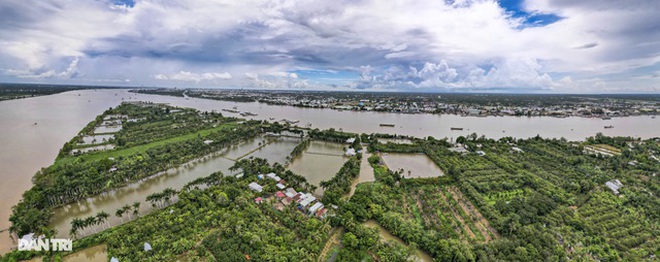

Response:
(287, 141), (348, 195)
(381, 153), (445, 178)
(79, 134), (115, 145)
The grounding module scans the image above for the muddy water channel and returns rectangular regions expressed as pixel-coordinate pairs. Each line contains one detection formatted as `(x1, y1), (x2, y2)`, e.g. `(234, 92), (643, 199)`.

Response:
(21, 245), (107, 262)
(381, 153), (445, 179)
(287, 141), (348, 195)
(62, 245), (107, 262)
(49, 136), (298, 239)
(363, 220), (434, 262)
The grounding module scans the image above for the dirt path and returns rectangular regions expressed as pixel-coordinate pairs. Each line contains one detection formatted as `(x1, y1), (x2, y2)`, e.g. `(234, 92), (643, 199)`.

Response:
(447, 187), (499, 242)
(318, 227), (343, 262)
(439, 187), (476, 241)
(235, 139), (274, 160)
(414, 190), (432, 228)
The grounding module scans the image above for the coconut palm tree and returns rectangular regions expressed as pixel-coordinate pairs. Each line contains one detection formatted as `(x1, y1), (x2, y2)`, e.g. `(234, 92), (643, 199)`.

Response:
(122, 204), (132, 220)
(69, 218), (84, 238)
(85, 216), (97, 234)
(132, 202), (141, 218)
(115, 208), (125, 223)
(96, 211), (110, 230)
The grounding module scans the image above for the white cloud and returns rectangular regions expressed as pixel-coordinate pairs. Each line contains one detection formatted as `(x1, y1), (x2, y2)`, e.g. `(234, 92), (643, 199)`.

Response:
(153, 71), (232, 82)
(4, 57), (80, 79)
(0, 0), (657, 92)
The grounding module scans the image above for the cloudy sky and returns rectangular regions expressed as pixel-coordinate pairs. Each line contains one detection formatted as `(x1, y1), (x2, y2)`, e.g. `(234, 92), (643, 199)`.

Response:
(0, 0), (658, 93)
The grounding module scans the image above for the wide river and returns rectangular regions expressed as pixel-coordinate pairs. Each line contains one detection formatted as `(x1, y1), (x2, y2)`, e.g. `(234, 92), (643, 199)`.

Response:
(0, 89), (657, 253)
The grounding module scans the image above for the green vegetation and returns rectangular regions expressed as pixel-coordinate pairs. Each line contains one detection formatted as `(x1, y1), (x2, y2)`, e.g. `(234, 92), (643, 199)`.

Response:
(286, 138), (311, 163)
(320, 156), (361, 205)
(339, 134), (659, 261)
(0, 83), (118, 101)
(9, 103), (261, 237)
(4, 118), (659, 262)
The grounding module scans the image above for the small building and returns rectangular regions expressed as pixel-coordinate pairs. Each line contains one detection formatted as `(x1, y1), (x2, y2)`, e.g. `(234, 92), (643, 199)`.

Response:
(255, 197), (263, 204)
(345, 148), (356, 156)
(292, 193), (303, 202)
(285, 188), (297, 198)
(248, 182), (263, 193)
(511, 147), (524, 153)
(315, 208), (327, 219)
(275, 191), (286, 198)
(276, 183), (286, 190)
(605, 179), (624, 195)
(449, 146), (468, 154)
(274, 202), (285, 211)
(346, 138), (356, 144)
(308, 202), (324, 215)
(257, 174), (264, 180)
(476, 151), (486, 156)
(235, 173), (244, 179)
(299, 194), (317, 208)
(203, 140), (214, 145)
(144, 242), (152, 252)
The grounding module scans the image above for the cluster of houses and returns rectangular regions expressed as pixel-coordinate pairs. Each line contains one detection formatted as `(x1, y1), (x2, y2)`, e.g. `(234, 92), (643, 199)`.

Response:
(247, 173), (328, 219)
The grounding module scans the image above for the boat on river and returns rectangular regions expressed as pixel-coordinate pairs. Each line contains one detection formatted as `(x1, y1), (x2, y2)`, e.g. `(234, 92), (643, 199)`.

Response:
(380, 123), (395, 127)
(450, 127), (464, 130)
(604, 125), (614, 129)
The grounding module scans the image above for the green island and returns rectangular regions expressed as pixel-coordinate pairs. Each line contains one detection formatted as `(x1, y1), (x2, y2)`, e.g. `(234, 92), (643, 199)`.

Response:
(0, 84), (118, 101)
(2, 102), (659, 262)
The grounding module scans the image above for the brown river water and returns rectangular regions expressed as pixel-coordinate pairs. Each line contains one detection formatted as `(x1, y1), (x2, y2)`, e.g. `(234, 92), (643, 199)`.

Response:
(0, 89), (658, 254)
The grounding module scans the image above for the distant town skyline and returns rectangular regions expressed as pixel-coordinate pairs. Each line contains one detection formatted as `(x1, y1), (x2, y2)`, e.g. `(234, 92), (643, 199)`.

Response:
(0, 0), (658, 93)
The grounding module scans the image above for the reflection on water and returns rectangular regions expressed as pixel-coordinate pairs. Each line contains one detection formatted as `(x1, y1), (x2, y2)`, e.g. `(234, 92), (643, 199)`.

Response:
(79, 135), (114, 145)
(363, 220), (434, 262)
(50, 136), (298, 238)
(63, 245), (107, 262)
(381, 153), (445, 178)
(1, 89), (658, 254)
(247, 137), (301, 164)
(288, 141), (347, 195)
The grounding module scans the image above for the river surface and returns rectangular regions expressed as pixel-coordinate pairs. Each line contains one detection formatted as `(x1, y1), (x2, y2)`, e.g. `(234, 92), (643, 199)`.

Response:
(0, 89), (658, 253)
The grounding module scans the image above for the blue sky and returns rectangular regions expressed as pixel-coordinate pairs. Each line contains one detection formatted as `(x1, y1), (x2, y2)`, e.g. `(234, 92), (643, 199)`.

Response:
(0, 0), (658, 93)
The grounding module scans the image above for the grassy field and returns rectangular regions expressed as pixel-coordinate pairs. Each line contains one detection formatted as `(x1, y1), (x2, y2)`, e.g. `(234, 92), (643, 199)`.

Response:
(55, 123), (237, 165)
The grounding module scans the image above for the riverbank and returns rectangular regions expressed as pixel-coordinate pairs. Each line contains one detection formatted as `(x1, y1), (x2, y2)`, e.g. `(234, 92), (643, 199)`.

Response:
(0, 89), (658, 256)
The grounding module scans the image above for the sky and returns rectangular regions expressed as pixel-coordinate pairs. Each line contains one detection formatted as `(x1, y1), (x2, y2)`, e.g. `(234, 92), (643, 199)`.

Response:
(0, 0), (659, 93)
